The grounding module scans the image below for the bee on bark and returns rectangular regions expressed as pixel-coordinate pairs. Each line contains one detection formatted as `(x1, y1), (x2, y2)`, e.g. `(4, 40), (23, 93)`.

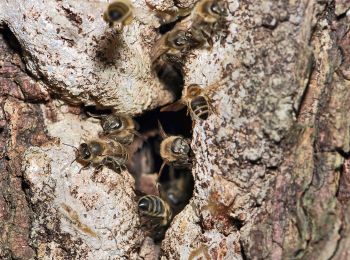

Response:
(145, 2), (193, 25)
(86, 112), (140, 145)
(100, 114), (140, 145)
(161, 79), (226, 121)
(137, 167), (194, 240)
(103, 0), (134, 27)
(151, 21), (200, 68)
(158, 121), (191, 168)
(191, 0), (228, 47)
(68, 138), (129, 174)
(138, 194), (173, 240)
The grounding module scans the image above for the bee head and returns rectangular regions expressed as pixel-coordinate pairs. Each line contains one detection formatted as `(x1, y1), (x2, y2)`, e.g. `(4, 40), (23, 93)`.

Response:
(209, 1), (227, 16)
(78, 143), (92, 160)
(186, 84), (202, 98)
(167, 30), (195, 50)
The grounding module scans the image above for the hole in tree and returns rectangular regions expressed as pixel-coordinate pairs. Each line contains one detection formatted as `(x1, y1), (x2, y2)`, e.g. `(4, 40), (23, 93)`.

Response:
(129, 107), (192, 177)
(156, 62), (184, 100)
(83, 105), (113, 118)
(129, 108), (194, 242)
(0, 24), (23, 55)
(81, 105), (194, 242)
(158, 20), (178, 34)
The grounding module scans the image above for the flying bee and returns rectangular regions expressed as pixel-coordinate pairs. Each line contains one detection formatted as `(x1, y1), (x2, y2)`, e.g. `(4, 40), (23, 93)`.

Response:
(190, 0), (228, 47)
(158, 165), (194, 214)
(161, 78), (227, 121)
(138, 194), (173, 240)
(103, 0), (133, 27)
(158, 121), (192, 168)
(67, 138), (129, 174)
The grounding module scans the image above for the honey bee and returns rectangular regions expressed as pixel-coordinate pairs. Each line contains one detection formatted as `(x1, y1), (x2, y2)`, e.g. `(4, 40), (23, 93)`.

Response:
(138, 168), (194, 240)
(138, 195), (173, 228)
(158, 165), (194, 214)
(70, 138), (129, 173)
(158, 121), (191, 168)
(193, 0), (227, 24)
(190, 0), (228, 47)
(151, 20), (200, 67)
(161, 79), (226, 121)
(100, 114), (140, 145)
(103, 0), (133, 27)
(145, 2), (192, 25)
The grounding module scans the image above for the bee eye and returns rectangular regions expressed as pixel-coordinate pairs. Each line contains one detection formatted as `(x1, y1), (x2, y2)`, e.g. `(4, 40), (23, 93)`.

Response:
(109, 10), (123, 21)
(79, 143), (91, 159)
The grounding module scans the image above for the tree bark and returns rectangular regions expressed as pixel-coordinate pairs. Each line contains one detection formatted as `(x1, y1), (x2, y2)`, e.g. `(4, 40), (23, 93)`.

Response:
(1, 0), (350, 259)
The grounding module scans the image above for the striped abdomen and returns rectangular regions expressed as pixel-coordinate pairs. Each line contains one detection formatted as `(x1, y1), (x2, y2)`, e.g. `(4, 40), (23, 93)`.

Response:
(138, 195), (165, 217)
(190, 96), (209, 120)
(138, 195), (172, 226)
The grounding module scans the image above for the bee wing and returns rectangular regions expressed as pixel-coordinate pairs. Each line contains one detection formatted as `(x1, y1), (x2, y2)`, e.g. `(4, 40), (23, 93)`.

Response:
(160, 100), (186, 112)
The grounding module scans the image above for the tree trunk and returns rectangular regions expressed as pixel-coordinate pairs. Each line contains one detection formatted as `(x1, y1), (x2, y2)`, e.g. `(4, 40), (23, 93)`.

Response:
(1, 0), (350, 259)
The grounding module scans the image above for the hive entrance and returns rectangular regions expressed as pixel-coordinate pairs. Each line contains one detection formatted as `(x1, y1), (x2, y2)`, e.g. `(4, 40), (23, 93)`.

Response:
(83, 106), (194, 242)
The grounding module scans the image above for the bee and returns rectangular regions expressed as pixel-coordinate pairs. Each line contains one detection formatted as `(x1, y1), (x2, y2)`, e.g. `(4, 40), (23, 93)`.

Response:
(138, 195), (173, 240)
(193, 0), (227, 24)
(158, 165), (194, 214)
(103, 0), (133, 27)
(190, 0), (228, 47)
(161, 79), (226, 121)
(158, 121), (192, 168)
(100, 114), (140, 145)
(71, 138), (129, 173)
(86, 112), (140, 145)
(137, 167), (194, 240)
(145, 2), (192, 25)
(151, 20), (200, 67)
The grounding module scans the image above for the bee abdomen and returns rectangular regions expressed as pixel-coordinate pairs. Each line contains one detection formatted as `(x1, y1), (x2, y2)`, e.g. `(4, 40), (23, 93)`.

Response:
(138, 195), (165, 217)
(190, 96), (209, 120)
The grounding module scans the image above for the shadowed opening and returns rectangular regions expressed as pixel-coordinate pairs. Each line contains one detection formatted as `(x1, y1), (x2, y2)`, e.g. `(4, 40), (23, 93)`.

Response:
(0, 24), (23, 55)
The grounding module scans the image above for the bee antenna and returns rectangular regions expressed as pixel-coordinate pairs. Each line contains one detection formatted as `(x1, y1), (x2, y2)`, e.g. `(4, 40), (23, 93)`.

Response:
(62, 143), (79, 152)
(157, 120), (168, 139)
(69, 158), (77, 166)
(86, 111), (109, 119)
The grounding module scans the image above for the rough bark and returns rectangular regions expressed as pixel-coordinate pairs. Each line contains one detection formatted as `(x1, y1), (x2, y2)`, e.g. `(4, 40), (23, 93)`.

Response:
(1, 0), (350, 259)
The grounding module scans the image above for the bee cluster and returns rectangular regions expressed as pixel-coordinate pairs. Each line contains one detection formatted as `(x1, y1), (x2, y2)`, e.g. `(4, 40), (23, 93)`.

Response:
(65, 0), (228, 241)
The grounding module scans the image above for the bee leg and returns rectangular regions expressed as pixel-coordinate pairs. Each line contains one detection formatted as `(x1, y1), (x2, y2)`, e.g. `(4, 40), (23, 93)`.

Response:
(104, 157), (126, 174)
(77, 163), (91, 174)
(93, 164), (104, 174)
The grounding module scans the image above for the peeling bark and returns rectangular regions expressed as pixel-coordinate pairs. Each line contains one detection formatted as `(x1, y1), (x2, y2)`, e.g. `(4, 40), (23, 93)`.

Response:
(1, 0), (350, 259)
